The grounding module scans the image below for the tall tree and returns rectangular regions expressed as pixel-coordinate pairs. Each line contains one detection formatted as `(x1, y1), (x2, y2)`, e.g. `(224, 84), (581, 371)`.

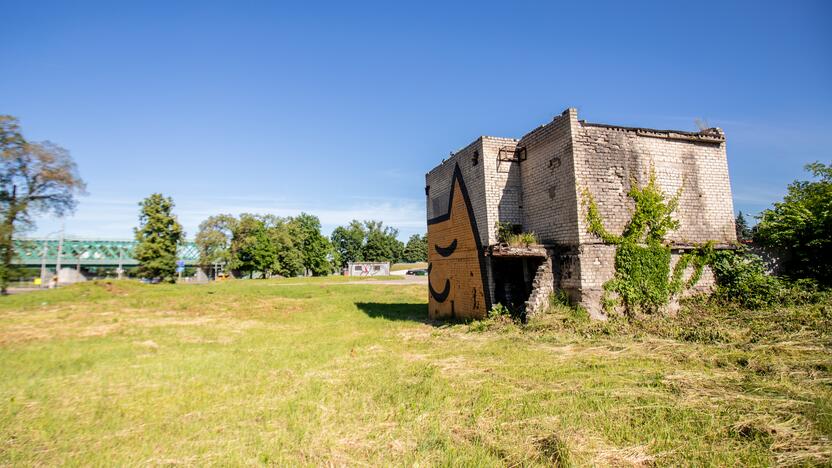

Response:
(735, 211), (751, 242)
(331, 220), (365, 268)
(403, 233), (428, 262)
(0, 116), (85, 294)
(289, 213), (333, 276)
(195, 214), (237, 267)
(133, 193), (184, 283)
(229, 214), (270, 278)
(754, 162), (832, 284)
(266, 216), (304, 277)
(362, 220), (404, 263)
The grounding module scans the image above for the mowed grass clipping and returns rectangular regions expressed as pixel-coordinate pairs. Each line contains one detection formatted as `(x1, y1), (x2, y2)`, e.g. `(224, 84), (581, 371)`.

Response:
(1, 279), (830, 466)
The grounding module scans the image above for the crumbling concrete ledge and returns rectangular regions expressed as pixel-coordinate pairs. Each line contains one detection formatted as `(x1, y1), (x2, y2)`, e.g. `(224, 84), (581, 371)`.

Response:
(487, 243), (548, 258)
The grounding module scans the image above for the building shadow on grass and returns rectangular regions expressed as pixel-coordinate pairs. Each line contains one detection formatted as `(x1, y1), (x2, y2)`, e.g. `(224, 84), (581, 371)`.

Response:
(355, 302), (435, 325)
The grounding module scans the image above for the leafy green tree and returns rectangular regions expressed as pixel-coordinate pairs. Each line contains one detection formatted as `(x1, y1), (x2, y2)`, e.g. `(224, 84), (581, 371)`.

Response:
(331, 219), (404, 266)
(134, 194), (184, 282)
(403, 233), (427, 262)
(288, 213), (333, 276)
(331, 220), (366, 268)
(267, 217), (304, 277)
(735, 212), (752, 242)
(195, 214), (237, 267)
(362, 220), (404, 263)
(754, 162), (832, 284)
(0, 116), (86, 293)
(229, 214), (273, 278)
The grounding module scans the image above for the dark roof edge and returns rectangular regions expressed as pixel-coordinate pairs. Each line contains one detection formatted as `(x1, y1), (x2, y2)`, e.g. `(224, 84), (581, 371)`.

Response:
(579, 120), (725, 143)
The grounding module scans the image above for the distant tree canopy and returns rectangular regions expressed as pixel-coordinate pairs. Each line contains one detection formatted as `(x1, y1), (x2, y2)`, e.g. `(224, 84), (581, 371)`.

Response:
(199, 212), (334, 278)
(403, 233), (427, 263)
(289, 213), (333, 276)
(134, 193), (184, 283)
(331, 221), (366, 267)
(330, 220), (405, 268)
(754, 162), (832, 285)
(0, 115), (86, 294)
(735, 212), (752, 242)
(195, 214), (237, 266)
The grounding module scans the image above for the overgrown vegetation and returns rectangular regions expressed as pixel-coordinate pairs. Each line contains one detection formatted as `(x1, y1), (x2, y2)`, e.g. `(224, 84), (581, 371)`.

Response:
(581, 169), (702, 314)
(710, 248), (827, 310)
(495, 221), (538, 247)
(754, 161), (832, 285)
(3, 279), (828, 465)
(469, 289), (832, 466)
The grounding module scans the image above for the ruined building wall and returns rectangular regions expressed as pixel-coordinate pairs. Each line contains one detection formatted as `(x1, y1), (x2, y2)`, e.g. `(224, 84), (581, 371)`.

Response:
(518, 110), (581, 245)
(480, 137), (522, 307)
(515, 110), (583, 301)
(571, 120), (736, 246)
(569, 117), (736, 316)
(481, 136), (522, 244)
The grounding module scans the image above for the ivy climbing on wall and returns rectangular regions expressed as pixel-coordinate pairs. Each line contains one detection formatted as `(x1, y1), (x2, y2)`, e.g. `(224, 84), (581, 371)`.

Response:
(582, 168), (713, 315)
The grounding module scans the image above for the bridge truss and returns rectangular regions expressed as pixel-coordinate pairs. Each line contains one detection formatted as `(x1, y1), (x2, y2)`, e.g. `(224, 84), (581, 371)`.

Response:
(11, 239), (200, 268)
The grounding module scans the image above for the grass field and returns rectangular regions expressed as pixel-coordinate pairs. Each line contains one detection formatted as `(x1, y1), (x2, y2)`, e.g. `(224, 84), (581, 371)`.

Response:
(1, 278), (830, 466)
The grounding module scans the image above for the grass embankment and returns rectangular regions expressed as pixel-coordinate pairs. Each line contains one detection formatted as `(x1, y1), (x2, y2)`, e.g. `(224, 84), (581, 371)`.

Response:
(1, 279), (830, 466)
(391, 262), (428, 272)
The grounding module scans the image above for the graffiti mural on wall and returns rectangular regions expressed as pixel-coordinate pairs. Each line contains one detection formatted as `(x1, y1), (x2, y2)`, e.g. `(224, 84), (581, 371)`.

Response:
(427, 164), (489, 319)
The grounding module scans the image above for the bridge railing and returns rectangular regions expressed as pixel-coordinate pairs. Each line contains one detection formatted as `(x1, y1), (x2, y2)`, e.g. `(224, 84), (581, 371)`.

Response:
(11, 239), (200, 267)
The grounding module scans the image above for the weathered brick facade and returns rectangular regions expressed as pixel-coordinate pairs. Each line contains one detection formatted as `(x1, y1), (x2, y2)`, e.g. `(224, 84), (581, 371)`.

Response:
(426, 109), (736, 319)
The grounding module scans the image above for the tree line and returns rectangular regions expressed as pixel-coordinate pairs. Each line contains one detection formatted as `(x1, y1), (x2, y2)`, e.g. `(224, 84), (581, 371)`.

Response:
(192, 214), (427, 279)
(132, 196), (429, 281)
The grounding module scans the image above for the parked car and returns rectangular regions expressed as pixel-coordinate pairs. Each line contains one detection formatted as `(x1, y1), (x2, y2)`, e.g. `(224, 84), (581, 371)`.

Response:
(405, 269), (428, 276)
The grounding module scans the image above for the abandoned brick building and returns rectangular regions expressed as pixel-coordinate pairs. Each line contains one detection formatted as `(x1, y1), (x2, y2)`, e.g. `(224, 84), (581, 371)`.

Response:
(425, 108), (737, 319)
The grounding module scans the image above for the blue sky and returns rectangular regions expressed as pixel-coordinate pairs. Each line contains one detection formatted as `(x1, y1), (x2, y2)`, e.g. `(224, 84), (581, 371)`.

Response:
(1, 0), (830, 241)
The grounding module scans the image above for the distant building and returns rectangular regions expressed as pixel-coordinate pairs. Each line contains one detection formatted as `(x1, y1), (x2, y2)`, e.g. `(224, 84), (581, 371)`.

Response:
(425, 108), (736, 319)
(346, 262), (390, 277)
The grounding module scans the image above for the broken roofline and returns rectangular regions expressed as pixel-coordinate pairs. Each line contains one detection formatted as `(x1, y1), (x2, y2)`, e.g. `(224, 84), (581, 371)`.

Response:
(428, 109), (726, 175)
(519, 108), (725, 144)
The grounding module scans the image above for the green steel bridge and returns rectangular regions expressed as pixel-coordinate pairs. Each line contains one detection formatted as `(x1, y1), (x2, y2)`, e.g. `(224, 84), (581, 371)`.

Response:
(11, 239), (200, 268)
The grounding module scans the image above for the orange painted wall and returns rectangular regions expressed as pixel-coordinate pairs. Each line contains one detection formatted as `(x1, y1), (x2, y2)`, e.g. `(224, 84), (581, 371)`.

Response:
(427, 165), (488, 319)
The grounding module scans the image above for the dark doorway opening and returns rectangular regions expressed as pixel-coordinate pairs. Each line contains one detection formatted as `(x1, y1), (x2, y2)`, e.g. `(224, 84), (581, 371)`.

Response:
(493, 256), (542, 318)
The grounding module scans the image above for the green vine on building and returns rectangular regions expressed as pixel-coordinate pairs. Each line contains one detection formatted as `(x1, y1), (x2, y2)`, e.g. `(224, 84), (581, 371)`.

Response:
(582, 169), (713, 315)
